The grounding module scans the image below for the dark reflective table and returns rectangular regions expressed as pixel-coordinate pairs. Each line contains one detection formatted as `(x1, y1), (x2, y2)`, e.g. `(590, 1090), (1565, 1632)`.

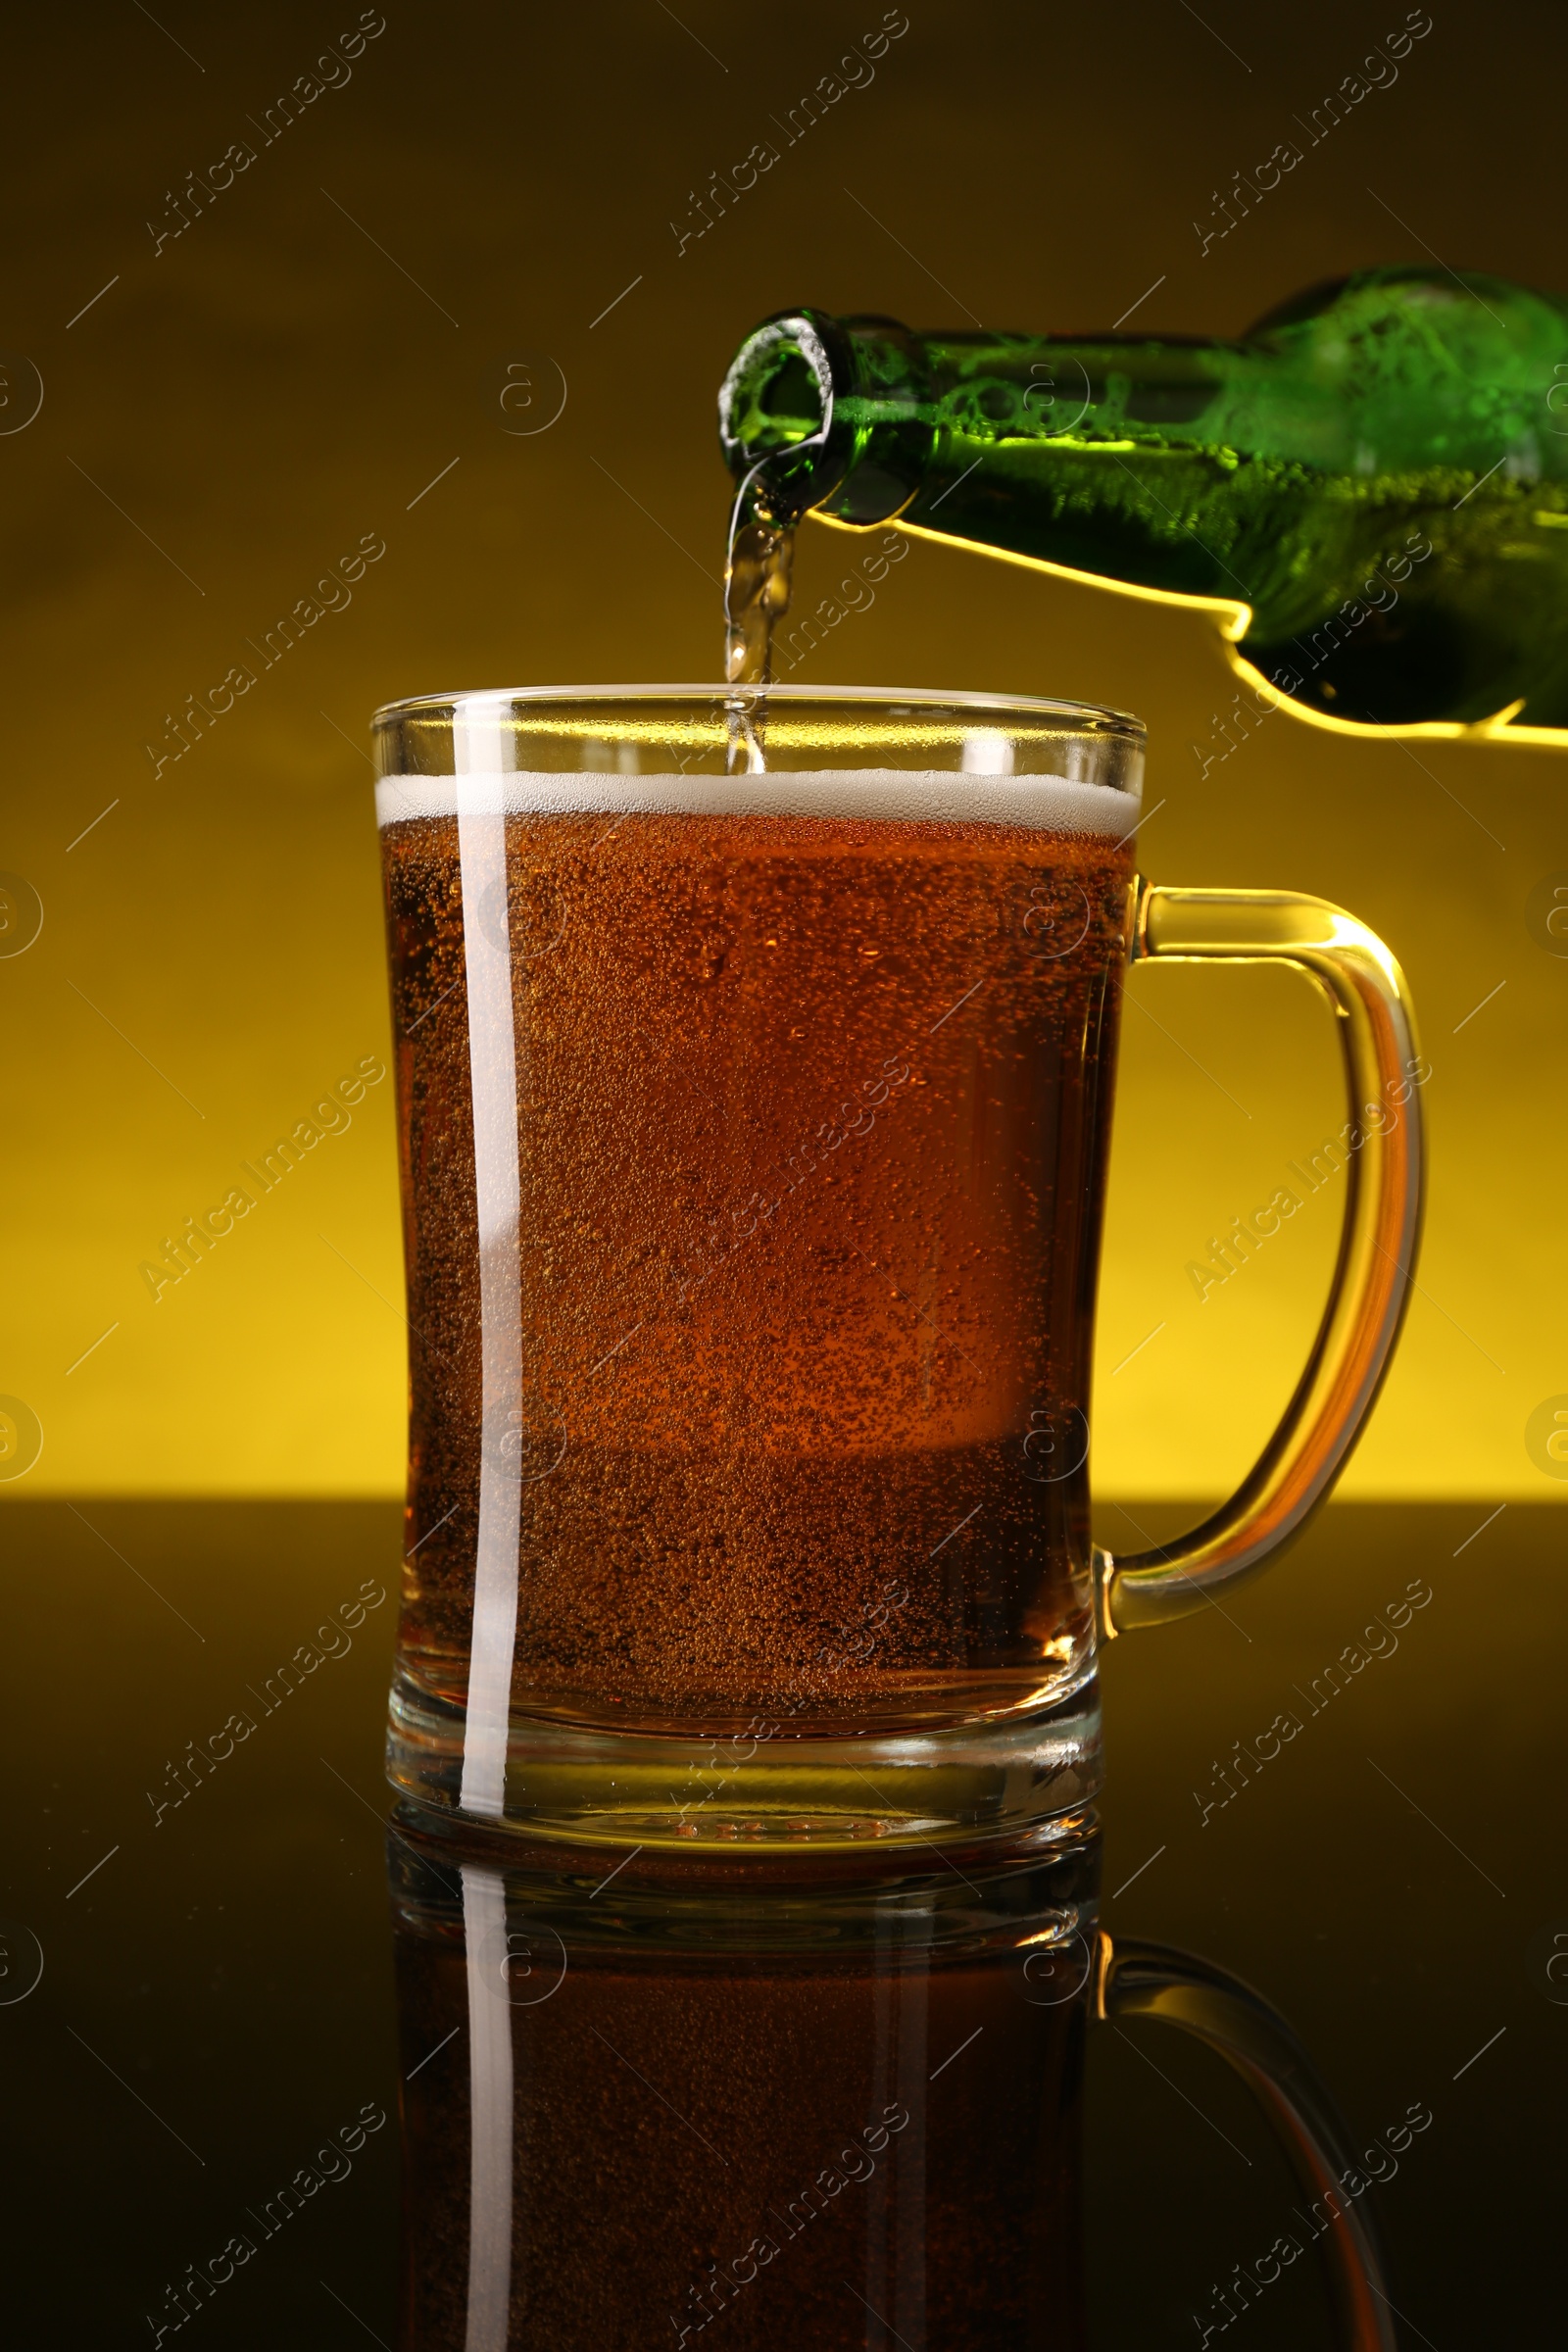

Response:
(2, 1498), (1558, 2346)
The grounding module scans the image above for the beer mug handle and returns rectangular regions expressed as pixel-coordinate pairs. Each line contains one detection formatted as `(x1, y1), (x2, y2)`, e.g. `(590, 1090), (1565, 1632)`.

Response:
(1097, 883), (1424, 1636)
(1098, 1933), (1399, 2350)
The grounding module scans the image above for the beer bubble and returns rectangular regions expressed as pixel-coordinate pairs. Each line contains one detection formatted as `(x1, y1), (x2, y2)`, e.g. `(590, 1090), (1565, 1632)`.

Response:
(1525, 1920), (1568, 2004)
(0, 872), (44, 957)
(492, 350), (568, 437)
(1021, 876), (1091, 959)
(484, 1395), (567, 1485)
(1018, 1925), (1093, 2006)
(1546, 366), (1568, 439)
(0, 1919), (44, 2004)
(1019, 1405), (1089, 1485)
(1524, 1395), (1568, 1480)
(1021, 358), (1093, 438)
(0, 353), (43, 436)
(1525, 870), (1568, 956)
(472, 872), (565, 960)
(473, 1918), (567, 2005)
(0, 1396), (43, 1481)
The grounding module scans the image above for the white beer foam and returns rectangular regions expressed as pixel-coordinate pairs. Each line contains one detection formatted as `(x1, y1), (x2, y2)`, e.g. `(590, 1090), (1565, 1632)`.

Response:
(375, 769), (1142, 836)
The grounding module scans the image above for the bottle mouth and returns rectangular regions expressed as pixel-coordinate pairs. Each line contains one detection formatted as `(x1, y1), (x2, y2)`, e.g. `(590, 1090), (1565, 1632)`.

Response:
(717, 310), (851, 521)
(719, 309), (937, 528)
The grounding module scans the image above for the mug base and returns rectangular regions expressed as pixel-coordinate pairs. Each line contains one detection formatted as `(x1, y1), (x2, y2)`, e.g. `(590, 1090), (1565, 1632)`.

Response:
(385, 1667), (1102, 1852)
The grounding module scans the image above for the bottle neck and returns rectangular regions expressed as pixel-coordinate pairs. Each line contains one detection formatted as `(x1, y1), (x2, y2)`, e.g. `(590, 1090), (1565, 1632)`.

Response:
(718, 310), (1234, 532)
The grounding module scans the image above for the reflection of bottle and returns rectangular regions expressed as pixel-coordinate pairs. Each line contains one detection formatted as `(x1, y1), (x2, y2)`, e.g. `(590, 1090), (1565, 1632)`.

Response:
(389, 1816), (1396, 2350)
(719, 271), (1568, 727)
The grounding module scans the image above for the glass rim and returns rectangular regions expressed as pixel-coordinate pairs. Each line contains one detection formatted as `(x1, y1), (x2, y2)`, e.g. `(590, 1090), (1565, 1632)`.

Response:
(370, 680), (1146, 744)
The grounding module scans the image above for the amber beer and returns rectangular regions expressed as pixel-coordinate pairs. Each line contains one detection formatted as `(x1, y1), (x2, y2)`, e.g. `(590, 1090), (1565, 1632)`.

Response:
(380, 768), (1135, 1740)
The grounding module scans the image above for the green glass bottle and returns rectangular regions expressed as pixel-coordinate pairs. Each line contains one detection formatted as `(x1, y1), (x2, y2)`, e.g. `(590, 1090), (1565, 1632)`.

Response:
(718, 270), (1568, 728)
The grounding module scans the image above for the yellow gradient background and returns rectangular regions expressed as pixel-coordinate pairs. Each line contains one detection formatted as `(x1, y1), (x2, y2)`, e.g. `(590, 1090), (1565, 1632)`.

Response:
(1, 0), (1560, 1500)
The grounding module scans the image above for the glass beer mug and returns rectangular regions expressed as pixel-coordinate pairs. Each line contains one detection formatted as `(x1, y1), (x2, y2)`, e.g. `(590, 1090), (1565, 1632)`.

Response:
(374, 685), (1421, 1845)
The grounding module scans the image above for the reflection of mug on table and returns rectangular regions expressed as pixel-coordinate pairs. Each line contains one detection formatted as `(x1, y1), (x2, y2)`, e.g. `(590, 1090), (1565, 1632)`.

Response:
(388, 1822), (1396, 2350)
(375, 687), (1422, 1845)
